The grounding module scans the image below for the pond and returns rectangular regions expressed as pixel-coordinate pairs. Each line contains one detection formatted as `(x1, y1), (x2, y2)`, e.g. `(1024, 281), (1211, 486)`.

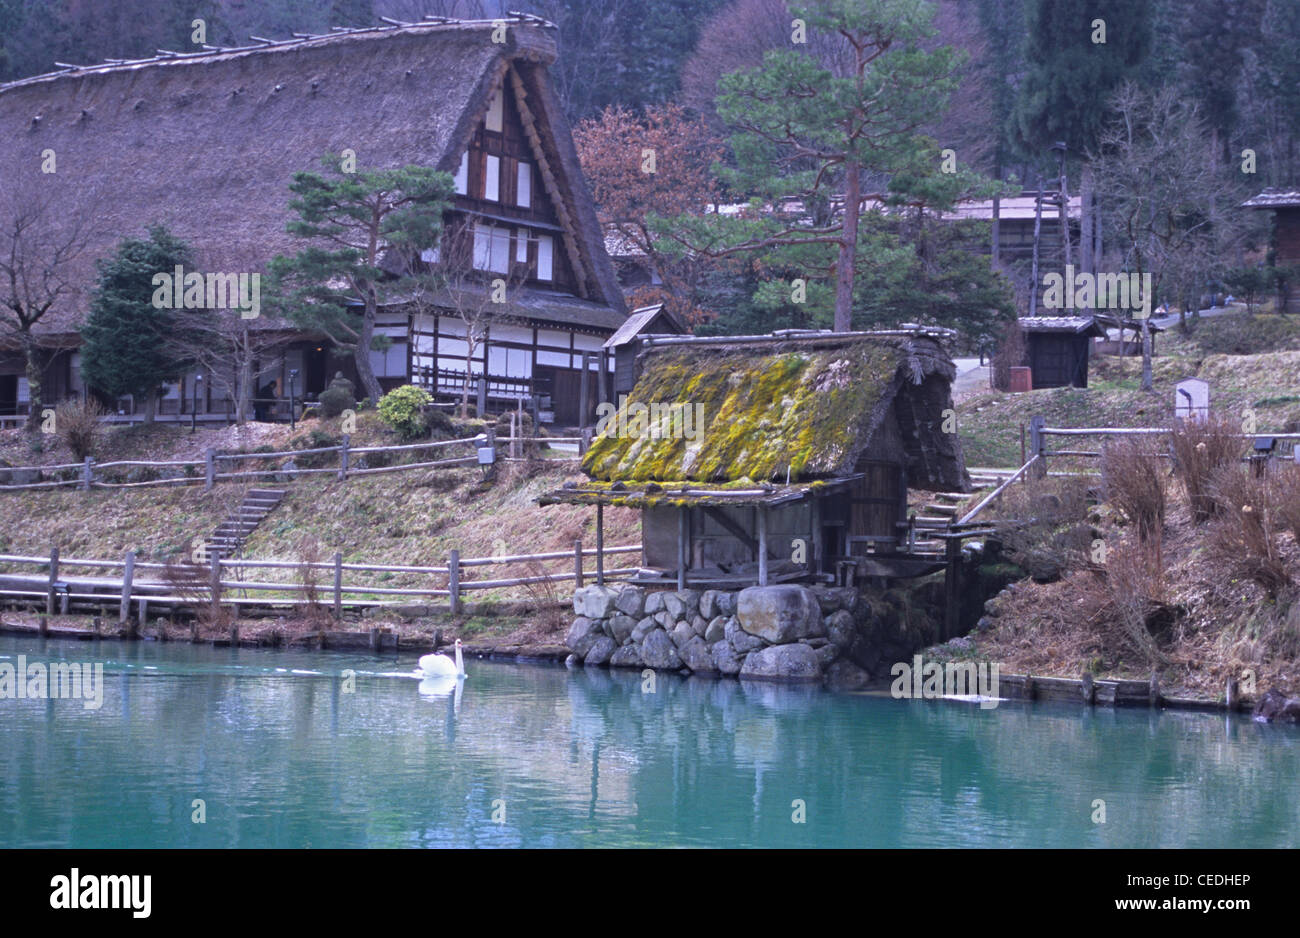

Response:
(1, 634), (1296, 848)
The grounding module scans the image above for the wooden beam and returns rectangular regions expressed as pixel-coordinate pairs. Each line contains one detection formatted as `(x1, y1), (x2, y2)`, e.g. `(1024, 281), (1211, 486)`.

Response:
(701, 506), (772, 558)
(757, 508), (769, 586)
(677, 507), (688, 591)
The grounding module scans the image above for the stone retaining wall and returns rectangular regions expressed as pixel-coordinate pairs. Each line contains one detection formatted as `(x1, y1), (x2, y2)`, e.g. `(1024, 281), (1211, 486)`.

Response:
(565, 582), (934, 689)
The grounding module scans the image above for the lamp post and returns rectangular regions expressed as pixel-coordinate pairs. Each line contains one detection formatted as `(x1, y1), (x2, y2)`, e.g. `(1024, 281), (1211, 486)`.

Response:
(288, 369), (298, 430)
(191, 374), (202, 433)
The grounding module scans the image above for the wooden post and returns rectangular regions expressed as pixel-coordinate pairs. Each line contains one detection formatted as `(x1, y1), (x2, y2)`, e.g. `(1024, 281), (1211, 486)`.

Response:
(449, 548), (461, 615)
(81, 456), (92, 491)
(476, 374), (487, 416)
(596, 503), (605, 586)
(598, 349), (609, 410)
(677, 507), (688, 591)
(810, 497), (822, 575)
(1081, 671), (1095, 706)
(1149, 671), (1160, 708)
(332, 551), (343, 619)
(1029, 415), (1047, 479)
(204, 447), (215, 491)
(46, 546), (59, 615)
(943, 535), (961, 641)
(338, 434), (349, 481)
(60, 591), (69, 615)
(210, 552), (221, 616)
(578, 352), (590, 432)
(1226, 677), (1239, 711)
(757, 507), (769, 586)
(137, 597), (148, 632)
(509, 412), (519, 458)
(580, 426), (593, 456)
(119, 550), (135, 629)
(573, 538), (584, 589)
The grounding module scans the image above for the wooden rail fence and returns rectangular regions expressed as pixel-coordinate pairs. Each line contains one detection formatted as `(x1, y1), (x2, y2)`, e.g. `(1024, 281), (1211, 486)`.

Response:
(0, 540), (642, 623)
(0, 430), (591, 493)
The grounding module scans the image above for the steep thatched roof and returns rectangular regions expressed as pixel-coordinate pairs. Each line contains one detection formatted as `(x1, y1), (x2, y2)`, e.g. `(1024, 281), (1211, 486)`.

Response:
(0, 18), (624, 336)
(578, 330), (969, 491)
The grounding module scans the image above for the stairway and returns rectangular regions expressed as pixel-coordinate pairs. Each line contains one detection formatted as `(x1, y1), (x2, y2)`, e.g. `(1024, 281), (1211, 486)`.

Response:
(204, 489), (285, 560)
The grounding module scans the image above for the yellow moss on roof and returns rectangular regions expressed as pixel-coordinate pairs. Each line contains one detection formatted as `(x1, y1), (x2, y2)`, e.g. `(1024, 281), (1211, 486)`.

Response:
(582, 341), (905, 483)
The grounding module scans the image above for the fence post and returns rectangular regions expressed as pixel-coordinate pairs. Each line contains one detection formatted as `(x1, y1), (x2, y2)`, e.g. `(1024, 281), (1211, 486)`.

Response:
(580, 426), (593, 456)
(509, 412), (519, 459)
(596, 503), (605, 586)
(46, 546), (59, 615)
(449, 548), (461, 615)
(205, 447), (215, 491)
(81, 457), (92, 492)
(338, 434), (349, 482)
(579, 352), (590, 434)
(332, 551), (343, 619)
(476, 374), (487, 416)
(209, 552), (221, 617)
(574, 538), (584, 590)
(119, 550), (135, 628)
(1029, 415), (1047, 479)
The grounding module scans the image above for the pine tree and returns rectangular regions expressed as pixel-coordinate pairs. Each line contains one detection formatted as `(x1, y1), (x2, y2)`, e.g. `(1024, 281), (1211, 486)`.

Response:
(80, 225), (193, 423)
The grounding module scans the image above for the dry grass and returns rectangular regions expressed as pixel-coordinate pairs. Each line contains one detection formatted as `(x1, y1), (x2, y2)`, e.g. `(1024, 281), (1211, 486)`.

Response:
(1207, 464), (1294, 601)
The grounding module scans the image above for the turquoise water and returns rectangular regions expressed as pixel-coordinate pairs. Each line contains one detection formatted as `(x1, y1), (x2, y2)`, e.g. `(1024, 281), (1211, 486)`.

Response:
(0, 633), (1297, 848)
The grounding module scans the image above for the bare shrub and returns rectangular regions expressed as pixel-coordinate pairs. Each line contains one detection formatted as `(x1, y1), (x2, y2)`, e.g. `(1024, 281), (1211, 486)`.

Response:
(161, 555), (230, 632)
(295, 535), (329, 625)
(1207, 464), (1293, 600)
(992, 475), (1095, 573)
(1103, 535), (1169, 665)
(518, 559), (568, 634)
(1170, 415), (1245, 522)
(1102, 436), (1166, 541)
(55, 397), (107, 460)
(1275, 463), (1300, 546)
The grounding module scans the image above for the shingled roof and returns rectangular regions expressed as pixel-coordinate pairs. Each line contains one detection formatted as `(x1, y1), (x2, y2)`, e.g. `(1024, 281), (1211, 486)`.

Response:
(575, 330), (969, 492)
(0, 18), (624, 335)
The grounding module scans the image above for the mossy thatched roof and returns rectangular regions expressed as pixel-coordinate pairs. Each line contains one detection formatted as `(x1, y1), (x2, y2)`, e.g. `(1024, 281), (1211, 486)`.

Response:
(580, 332), (962, 486)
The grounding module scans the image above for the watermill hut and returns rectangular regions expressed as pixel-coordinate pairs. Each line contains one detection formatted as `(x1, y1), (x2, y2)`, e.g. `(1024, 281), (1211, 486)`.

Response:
(541, 328), (970, 589)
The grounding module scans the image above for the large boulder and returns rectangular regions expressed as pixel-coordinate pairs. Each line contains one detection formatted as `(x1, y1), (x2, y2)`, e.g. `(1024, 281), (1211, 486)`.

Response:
(609, 644), (645, 669)
(1253, 687), (1300, 723)
(704, 616), (727, 644)
(714, 591), (738, 617)
(825, 659), (872, 691)
(690, 615), (709, 637)
(699, 590), (724, 620)
(710, 640), (743, 676)
(584, 637), (617, 667)
(614, 586), (645, 619)
(609, 615), (637, 645)
(725, 618), (765, 654)
(573, 584), (621, 619)
(670, 621), (696, 650)
(736, 585), (823, 644)
(739, 643), (823, 682)
(645, 591), (667, 614)
(631, 616), (657, 644)
(640, 629), (683, 670)
(679, 636), (716, 673)
(811, 586), (859, 614)
(824, 610), (857, 650)
(565, 617), (603, 658)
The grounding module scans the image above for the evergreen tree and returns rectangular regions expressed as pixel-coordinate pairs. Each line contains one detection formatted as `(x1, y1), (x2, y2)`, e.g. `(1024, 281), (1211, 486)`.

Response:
(267, 154), (453, 403)
(1012, 0), (1153, 163)
(80, 225), (193, 423)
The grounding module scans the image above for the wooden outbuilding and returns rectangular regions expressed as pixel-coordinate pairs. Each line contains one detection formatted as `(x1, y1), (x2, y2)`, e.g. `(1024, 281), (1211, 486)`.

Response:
(1242, 189), (1300, 312)
(1017, 316), (1107, 389)
(541, 329), (970, 588)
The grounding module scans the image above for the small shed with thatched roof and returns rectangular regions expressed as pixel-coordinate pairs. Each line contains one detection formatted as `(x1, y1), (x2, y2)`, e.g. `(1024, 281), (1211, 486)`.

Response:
(541, 329), (969, 588)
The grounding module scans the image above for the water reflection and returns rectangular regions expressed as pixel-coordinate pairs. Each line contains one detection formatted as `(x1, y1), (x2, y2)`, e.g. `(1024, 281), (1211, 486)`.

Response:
(0, 634), (1297, 848)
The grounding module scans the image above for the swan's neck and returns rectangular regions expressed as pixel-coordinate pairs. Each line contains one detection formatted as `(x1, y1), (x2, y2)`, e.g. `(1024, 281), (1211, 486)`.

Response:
(454, 643), (464, 676)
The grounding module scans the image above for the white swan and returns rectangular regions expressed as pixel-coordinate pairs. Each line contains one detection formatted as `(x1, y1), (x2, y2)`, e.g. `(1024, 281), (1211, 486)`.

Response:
(419, 639), (465, 679)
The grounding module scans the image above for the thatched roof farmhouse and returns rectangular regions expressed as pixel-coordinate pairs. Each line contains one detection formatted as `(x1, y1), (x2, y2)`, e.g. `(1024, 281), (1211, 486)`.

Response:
(0, 17), (625, 423)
